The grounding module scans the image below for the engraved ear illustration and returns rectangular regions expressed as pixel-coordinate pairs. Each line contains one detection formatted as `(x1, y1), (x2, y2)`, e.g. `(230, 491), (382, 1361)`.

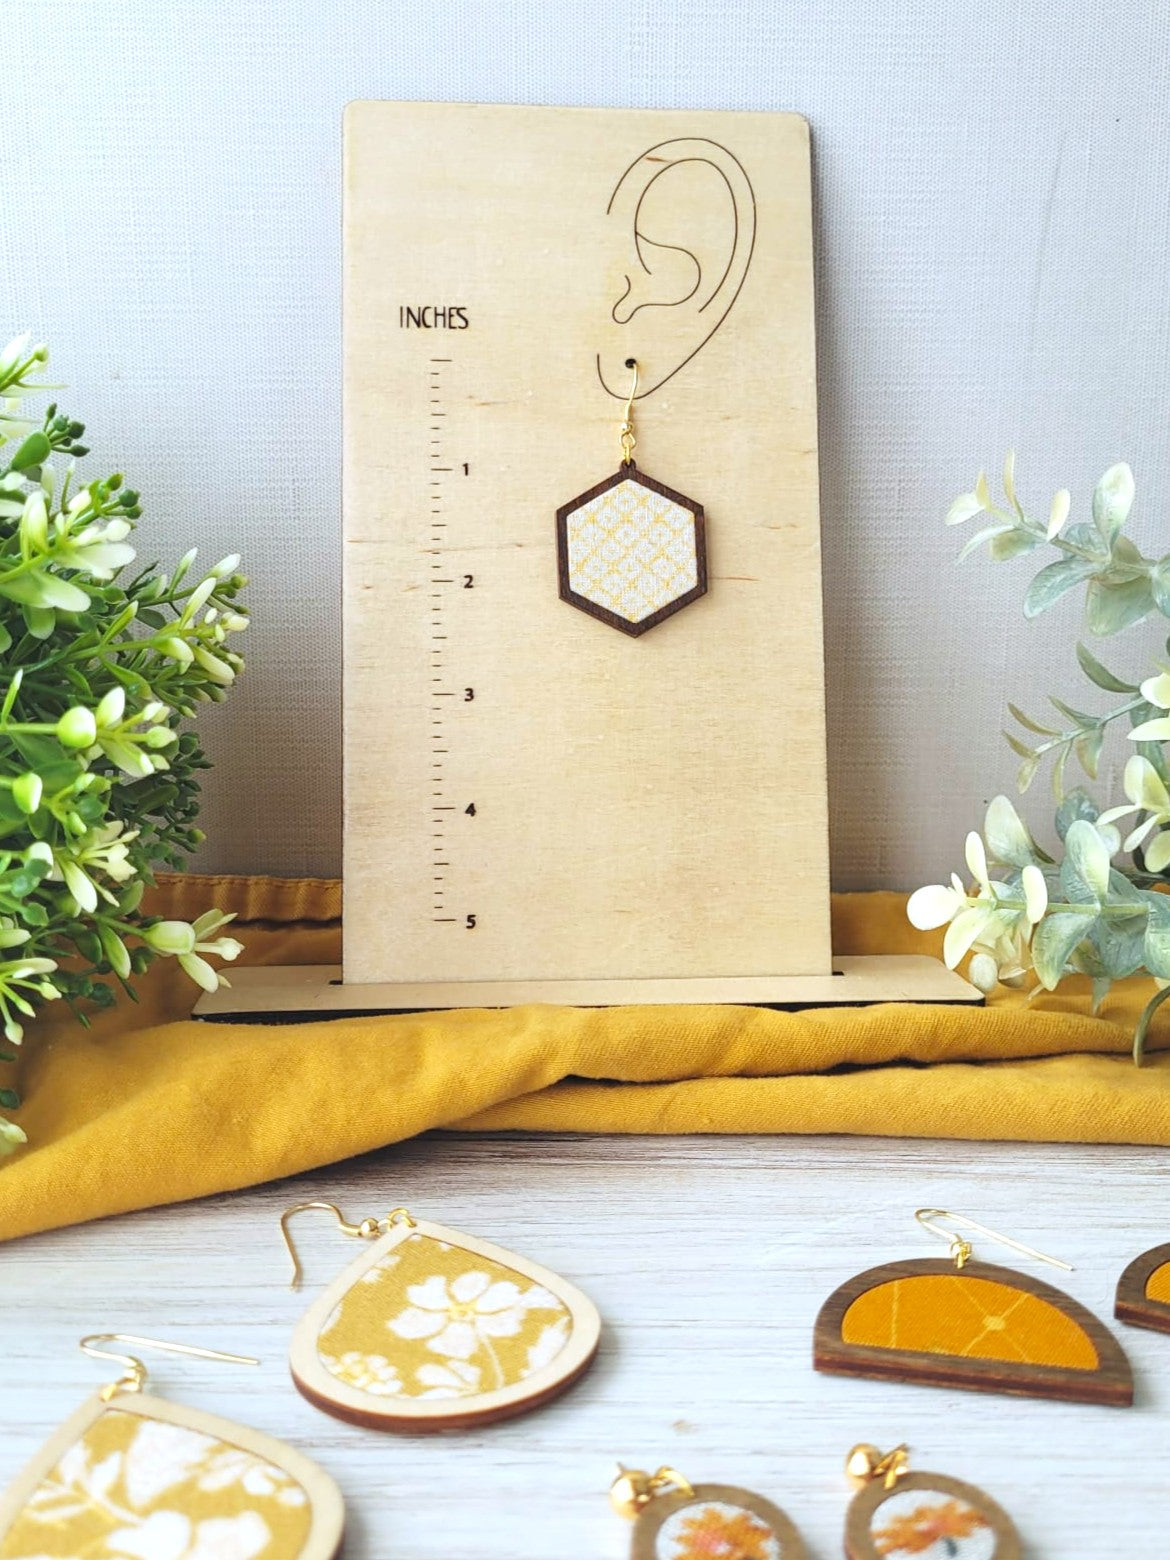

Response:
(597, 137), (757, 399)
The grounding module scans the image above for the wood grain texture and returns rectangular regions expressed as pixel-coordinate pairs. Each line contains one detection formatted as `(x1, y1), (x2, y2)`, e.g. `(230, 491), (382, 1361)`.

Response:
(3, 1134), (1169, 1559)
(628, 1482), (804, 1559)
(193, 954), (981, 1018)
(814, 1257), (1134, 1407)
(343, 103), (833, 991)
(844, 1469), (1019, 1560)
(288, 1217), (601, 1431)
(1115, 1241), (1170, 1335)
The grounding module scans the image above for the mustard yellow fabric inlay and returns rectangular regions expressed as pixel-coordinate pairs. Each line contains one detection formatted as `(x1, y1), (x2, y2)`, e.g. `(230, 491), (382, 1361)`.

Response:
(841, 1273), (1099, 1370)
(0, 1407), (311, 1560)
(8, 880), (1170, 1246)
(1146, 1260), (1170, 1305)
(318, 1232), (572, 1400)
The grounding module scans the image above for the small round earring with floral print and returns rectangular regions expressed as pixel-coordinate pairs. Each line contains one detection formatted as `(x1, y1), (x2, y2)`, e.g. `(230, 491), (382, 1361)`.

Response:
(843, 1443), (1020, 1560)
(279, 1200), (601, 1431)
(610, 1464), (806, 1559)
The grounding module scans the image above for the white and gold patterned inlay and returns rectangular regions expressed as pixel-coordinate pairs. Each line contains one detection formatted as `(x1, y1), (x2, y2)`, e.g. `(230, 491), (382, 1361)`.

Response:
(564, 479), (699, 625)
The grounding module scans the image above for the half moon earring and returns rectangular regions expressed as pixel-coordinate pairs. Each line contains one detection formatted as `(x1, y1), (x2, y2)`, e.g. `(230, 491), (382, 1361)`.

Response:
(556, 358), (708, 637)
(815, 1207), (1133, 1406)
(280, 1200), (602, 1431)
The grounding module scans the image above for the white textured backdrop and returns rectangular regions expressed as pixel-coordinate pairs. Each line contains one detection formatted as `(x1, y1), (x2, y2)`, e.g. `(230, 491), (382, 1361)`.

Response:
(2, 0), (1169, 888)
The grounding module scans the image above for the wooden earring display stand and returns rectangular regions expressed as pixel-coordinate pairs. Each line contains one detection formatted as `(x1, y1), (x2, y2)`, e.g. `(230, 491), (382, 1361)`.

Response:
(197, 102), (977, 1021)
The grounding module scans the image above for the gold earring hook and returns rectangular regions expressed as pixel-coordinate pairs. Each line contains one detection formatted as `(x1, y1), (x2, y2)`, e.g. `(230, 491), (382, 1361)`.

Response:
(915, 1208), (1073, 1273)
(279, 1200), (416, 1290)
(619, 357), (638, 465)
(846, 1444), (910, 1490)
(79, 1333), (258, 1401)
(610, 1464), (694, 1519)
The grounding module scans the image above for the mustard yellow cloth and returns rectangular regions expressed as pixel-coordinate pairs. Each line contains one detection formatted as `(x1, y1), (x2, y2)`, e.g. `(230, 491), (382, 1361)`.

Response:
(1, 874), (1169, 1244)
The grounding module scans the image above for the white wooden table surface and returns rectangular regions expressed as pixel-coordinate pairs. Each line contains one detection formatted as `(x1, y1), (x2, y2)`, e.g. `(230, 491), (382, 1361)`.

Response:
(4, 1132), (1169, 1558)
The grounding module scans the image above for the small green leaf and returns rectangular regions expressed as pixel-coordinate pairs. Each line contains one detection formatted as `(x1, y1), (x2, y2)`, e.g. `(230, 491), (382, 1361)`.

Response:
(1074, 727), (1104, 780)
(1003, 731), (1037, 760)
(1007, 703), (1059, 736)
(1086, 573), (1156, 636)
(8, 431), (51, 472)
(989, 530), (1042, 562)
(1075, 641), (1138, 693)
(1032, 910), (1095, 988)
(0, 1088), (19, 1110)
(1142, 892), (1170, 978)
(1062, 818), (1111, 902)
(1024, 558), (1094, 619)
(984, 794), (1036, 867)
(1092, 462), (1135, 544)
(1055, 788), (1099, 840)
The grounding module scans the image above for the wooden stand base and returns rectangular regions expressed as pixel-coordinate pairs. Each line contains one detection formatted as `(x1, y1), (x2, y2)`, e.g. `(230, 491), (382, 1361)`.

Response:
(194, 956), (980, 1022)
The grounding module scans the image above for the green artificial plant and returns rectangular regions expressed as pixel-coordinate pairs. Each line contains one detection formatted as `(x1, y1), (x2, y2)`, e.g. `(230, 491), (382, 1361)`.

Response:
(910, 454), (1170, 1062)
(0, 335), (247, 1152)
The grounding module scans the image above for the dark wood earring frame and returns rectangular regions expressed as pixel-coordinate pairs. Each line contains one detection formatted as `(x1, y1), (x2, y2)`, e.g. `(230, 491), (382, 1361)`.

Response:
(814, 1256), (1134, 1407)
(1115, 1241), (1170, 1335)
(556, 461), (708, 637)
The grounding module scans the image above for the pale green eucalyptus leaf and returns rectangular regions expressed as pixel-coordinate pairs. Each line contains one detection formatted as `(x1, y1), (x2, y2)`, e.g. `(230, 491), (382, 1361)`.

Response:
(957, 523), (1015, 562)
(1151, 559), (1170, 618)
(1007, 703), (1058, 736)
(1047, 488), (1071, 539)
(1055, 787), (1099, 840)
(1017, 754), (1040, 792)
(1086, 573), (1155, 636)
(1023, 558), (1094, 619)
(984, 794), (1036, 867)
(1003, 731), (1037, 760)
(1048, 695), (1097, 727)
(1031, 909), (1095, 988)
(989, 530), (1042, 562)
(1142, 892), (1170, 978)
(1074, 727), (1104, 779)
(1062, 818), (1111, 902)
(1051, 745), (1070, 799)
(1092, 462), (1135, 544)
(942, 904), (995, 969)
(1075, 641), (1137, 693)
(945, 491), (987, 526)
(1090, 976), (1113, 1014)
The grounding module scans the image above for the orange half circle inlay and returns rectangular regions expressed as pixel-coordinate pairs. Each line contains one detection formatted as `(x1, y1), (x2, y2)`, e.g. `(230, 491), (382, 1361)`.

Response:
(1147, 1261), (1170, 1305)
(841, 1273), (1099, 1370)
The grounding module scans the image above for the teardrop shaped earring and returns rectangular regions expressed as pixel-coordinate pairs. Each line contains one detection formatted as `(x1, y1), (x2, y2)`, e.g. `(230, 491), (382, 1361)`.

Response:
(842, 1443), (1019, 1560)
(280, 1200), (602, 1431)
(0, 1334), (344, 1559)
(814, 1207), (1133, 1406)
(610, 1464), (806, 1559)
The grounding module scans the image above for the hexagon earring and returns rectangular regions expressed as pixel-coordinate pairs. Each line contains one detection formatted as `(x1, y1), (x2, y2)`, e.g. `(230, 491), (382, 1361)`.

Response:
(556, 359), (707, 637)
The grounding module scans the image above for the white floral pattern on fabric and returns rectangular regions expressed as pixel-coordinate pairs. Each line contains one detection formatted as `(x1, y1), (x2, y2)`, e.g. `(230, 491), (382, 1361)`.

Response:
(0, 1408), (311, 1560)
(317, 1231), (572, 1399)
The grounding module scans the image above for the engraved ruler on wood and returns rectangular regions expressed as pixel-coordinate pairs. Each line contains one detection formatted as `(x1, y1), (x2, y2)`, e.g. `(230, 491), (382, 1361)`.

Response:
(343, 102), (830, 996)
